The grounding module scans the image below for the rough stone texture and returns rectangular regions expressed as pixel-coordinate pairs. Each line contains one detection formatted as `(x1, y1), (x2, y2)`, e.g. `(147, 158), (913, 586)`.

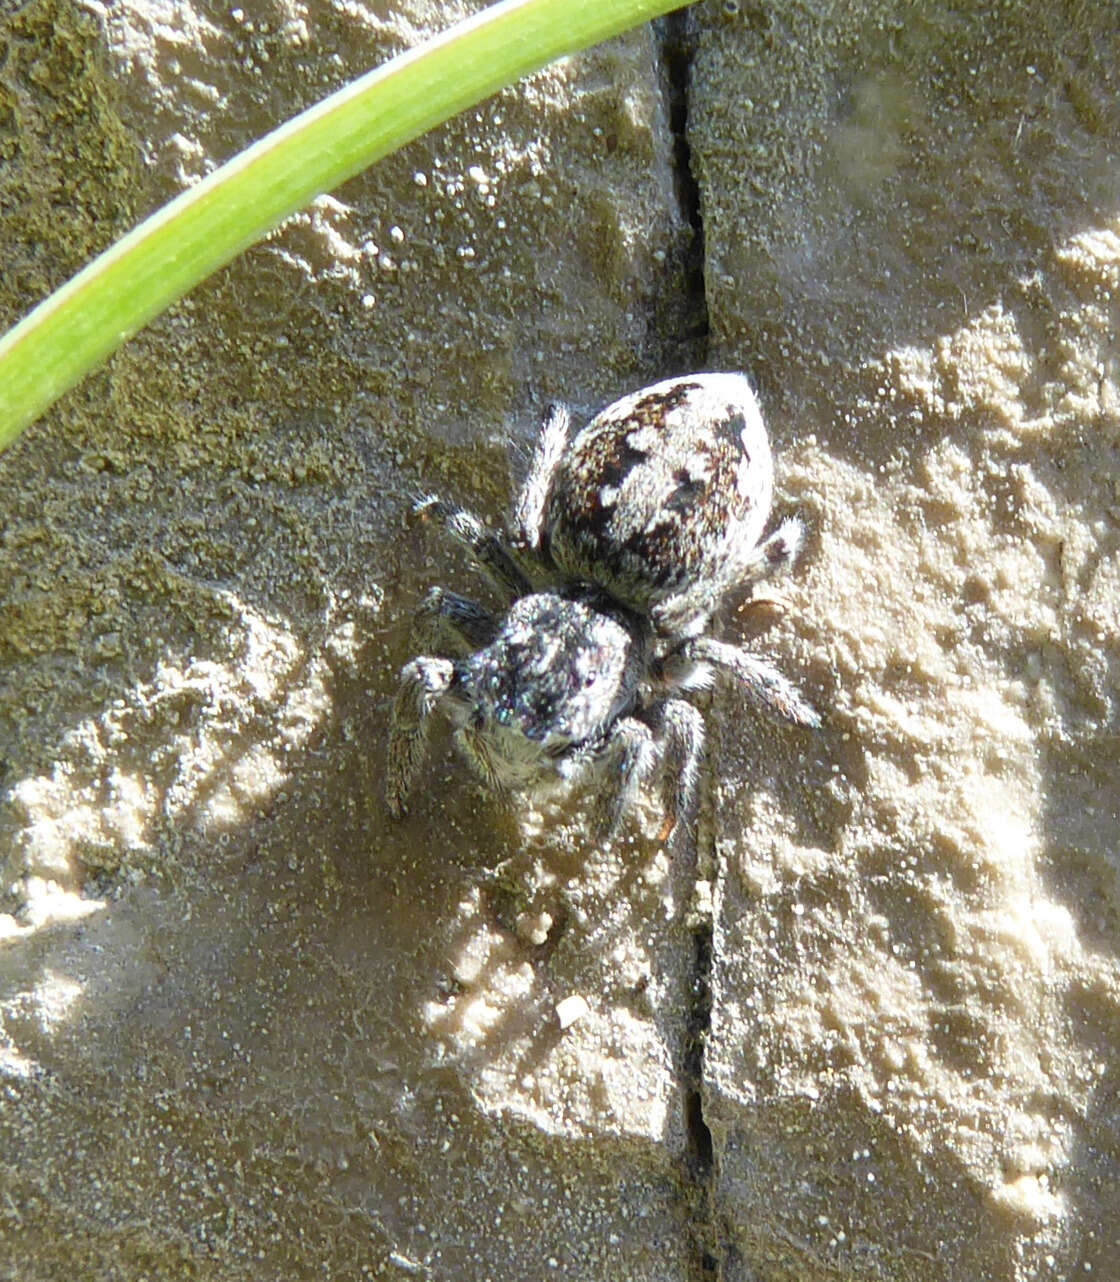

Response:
(0, 2), (702, 1278)
(4, 0), (1120, 1279)
(690, 1), (1120, 1278)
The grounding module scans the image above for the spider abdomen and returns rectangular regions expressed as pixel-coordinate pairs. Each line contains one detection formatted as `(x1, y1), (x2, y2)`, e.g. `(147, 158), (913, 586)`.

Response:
(544, 373), (774, 626)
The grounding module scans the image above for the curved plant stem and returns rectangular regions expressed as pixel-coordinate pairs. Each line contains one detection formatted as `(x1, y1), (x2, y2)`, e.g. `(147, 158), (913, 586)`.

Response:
(0, 0), (682, 453)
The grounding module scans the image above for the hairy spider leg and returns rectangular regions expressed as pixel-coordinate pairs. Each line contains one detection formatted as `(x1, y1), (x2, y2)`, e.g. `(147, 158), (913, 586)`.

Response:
(413, 495), (531, 601)
(512, 401), (572, 555)
(592, 715), (659, 839)
(412, 586), (499, 656)
(679, 636), (820, 728)
(385, 656), (455, 817)
(656, 699), (707, 852)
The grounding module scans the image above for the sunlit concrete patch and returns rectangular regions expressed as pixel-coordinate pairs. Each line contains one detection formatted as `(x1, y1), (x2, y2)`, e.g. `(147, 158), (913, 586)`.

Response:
(0, 1042), (36, 1080)
(0, 878), (105, 941)
(0, 967), (88, 1080)
(420, 843), (685, 1146)
(3, 590), (335, 919)
(695, 10), (1120, 1259)
(26, 971), (85, 1033)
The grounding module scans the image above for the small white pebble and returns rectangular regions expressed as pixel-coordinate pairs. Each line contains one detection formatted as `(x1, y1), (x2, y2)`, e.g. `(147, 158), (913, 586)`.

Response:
(555, 994), (590, 1030)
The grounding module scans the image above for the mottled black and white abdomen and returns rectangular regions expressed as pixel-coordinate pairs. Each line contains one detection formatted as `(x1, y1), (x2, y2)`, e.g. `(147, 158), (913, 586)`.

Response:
(543, 373), (780, 636)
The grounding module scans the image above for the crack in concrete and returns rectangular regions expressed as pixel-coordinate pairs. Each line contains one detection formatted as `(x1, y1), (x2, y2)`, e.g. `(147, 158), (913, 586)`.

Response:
(656, 9), (718, 1277)
(684, 918), (718, 1276)
(657, 8), (710, 357)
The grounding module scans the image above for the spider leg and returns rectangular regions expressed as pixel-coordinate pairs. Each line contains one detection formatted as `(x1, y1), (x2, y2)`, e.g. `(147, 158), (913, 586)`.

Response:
(453, 726), (509, 799)
(512, 401), (571, 555)
(592, 715), (658, 840)
(588, 703), (706, 852)
(412, 587), (498, 655)
(656, 699), (706, 853)
(733, 515), (805, 588)
(386, 656), (456, 817)
(680, 636), (820, 728)
(414, 495), (531, 601)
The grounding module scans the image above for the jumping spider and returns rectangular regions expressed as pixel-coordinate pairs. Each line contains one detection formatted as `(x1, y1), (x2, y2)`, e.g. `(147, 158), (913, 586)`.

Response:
(386, 373), (819, 849)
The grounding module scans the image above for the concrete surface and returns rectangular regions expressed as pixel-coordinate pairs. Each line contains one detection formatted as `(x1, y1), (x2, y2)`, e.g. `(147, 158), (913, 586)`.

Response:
(1, 1), (1118, 1279)
(692, 2), (1120, 1277)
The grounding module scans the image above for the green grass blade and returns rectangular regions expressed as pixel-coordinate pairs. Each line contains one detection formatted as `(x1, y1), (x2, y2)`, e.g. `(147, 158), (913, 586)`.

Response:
(0, 0), (682, 453)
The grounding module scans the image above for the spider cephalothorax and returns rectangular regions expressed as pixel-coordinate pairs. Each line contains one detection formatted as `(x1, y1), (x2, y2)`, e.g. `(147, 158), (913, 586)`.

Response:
(386, 373), (818, 849)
